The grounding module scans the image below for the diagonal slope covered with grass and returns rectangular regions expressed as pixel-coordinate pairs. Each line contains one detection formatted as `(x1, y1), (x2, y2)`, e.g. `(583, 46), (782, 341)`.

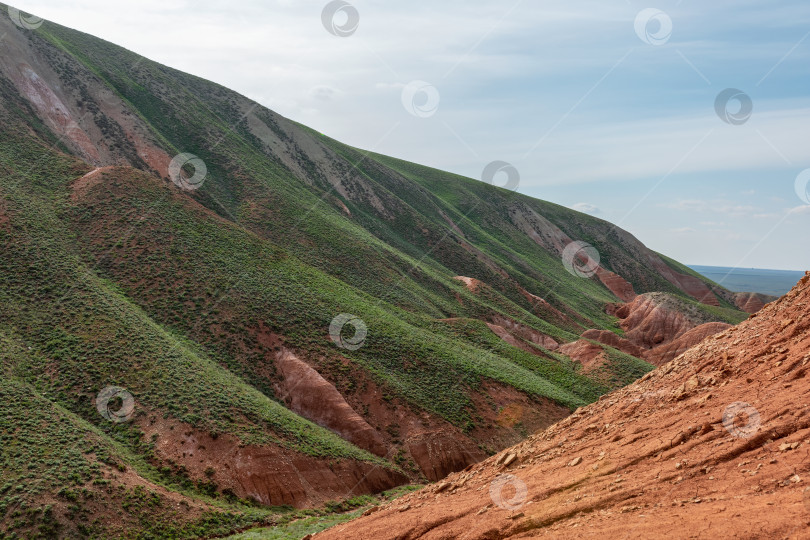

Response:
(0, 4), (758, 537)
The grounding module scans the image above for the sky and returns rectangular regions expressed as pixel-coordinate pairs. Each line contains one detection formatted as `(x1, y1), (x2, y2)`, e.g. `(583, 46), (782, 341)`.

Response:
(9, 0), (810, 270)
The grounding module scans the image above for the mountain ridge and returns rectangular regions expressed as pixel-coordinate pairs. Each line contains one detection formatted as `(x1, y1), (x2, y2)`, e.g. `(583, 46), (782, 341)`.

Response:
(0, 5), (773, 537)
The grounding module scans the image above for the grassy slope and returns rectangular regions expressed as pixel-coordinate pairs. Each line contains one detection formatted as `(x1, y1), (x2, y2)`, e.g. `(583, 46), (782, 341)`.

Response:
(0, 9), (751, 537)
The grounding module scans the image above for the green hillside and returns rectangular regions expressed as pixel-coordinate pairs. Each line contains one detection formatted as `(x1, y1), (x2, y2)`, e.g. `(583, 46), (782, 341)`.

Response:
(0, 5), (749, 537)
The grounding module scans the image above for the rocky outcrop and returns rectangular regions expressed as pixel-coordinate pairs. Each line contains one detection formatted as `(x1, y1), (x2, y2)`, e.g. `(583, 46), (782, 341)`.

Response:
(319, 273), (810, 539)
(732, 291), (771, 313)
(644, 321), (731, 366)
(608, 293), (733, 365)
(580, 329), (644, 358)
(405, 432), (484, 482)
(274, 348), (387, 456)
(557, 340), (606, 371)
(614, 293), (698, 349)
(10, 63), (100, 163)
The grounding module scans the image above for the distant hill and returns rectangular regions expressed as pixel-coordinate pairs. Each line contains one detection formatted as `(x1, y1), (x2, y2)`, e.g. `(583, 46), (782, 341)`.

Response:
(689, 265), (805, 296)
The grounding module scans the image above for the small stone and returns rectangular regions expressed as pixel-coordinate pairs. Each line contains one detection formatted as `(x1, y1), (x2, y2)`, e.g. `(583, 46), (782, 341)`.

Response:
(503, 453), (518, 467)
(569, 457), (582, 467)
(791, 475), (802, 483)
(362, 506), (379, 517)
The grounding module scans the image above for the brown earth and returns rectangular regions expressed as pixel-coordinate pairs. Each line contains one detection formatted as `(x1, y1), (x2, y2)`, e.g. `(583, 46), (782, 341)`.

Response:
(316, 273), (810, 540)
(595, 267), (637, 303)
(733, 292), (771, 314)
(557, 340), (607, 372)
(644, 321), (732, 367)
(711, 287), (778, 314)
(140, 417), (407, 508)
(608, 293), (737, 367)
(0, 20), (173, 174)
(580, 329), (644, 358)
(454, 275), (484, 293)
(487, 323), (545, 356)
(273, 347), (387, 457)
(515, 287), (573, 328)
(490, 315), (559, 351)
(614, 294), (697, 349)
(10, 62), (101, 164)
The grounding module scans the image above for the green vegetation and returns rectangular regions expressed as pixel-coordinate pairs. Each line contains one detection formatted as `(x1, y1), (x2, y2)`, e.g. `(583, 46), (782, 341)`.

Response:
(225, 486), (420, 540)
(0, 9), (748, 537)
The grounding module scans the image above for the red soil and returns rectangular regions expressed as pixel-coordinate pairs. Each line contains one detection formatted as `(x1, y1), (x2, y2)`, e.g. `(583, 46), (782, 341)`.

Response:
(11, 63), (101, 164)
(557, 340), (607, 372)
(644, 321), (732, 366)
(454, 276), (484, 292)
(317, 272), (810, 539)
(490, 315), (560, 351)
(595, 268), (637, 303)
(580, 329), (644, 358)
(141, 417), (406, 508)
(614, 294), (696, 349)
(274, 348), (387, 457)
(734, 292), (770, 313)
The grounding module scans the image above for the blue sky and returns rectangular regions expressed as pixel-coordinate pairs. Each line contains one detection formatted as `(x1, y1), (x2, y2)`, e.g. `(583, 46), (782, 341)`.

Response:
(11, 0), (810, 270)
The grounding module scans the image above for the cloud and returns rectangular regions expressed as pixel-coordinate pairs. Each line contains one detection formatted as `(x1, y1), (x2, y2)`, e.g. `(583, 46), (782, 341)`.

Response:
(516, 106), (810, 187)
(660, 200), (757, 216)
(788, 205), (810, 215)
(570, 202), (600, 214)
(309, 86), (341, 101)
(671, 227), (697, 233)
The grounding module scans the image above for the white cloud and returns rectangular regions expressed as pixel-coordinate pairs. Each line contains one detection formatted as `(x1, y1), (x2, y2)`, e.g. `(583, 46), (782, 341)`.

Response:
(570, 202), (600, 214)
(659, 200), (757, 216)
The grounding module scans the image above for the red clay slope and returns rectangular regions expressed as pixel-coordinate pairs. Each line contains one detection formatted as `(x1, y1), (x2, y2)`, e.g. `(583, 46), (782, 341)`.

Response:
(318, 273), (810, 540)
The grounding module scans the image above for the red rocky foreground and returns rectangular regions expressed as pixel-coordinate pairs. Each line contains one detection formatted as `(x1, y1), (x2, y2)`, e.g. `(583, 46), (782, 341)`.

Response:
(318, 273), (810, 539)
